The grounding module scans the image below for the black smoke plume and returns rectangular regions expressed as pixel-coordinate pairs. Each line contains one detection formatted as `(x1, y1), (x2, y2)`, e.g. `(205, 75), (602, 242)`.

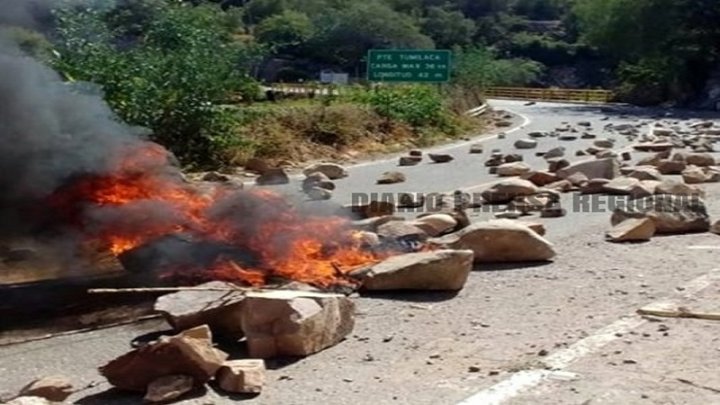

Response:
(0, 0), (143, 237)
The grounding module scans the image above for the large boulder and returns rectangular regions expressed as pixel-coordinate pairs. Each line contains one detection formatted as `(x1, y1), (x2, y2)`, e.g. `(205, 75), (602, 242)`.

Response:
(594, 139), (615, 148)
(656, 159), (686, 175)
(611, 195), (710, 234)
(629, 180), (660, 200)
(481, 179), (538, 204)
(580, 178), (610, 195)
(606, 218), (656, 243)
(431, 220), (556, 263)
(633, 142), (674, 152)
(514, 139), (538, 149)
(303, 163), (348, 180)
(99, 326), (228, 392)
(675, 152), (715, 167)
(566, 172), (589, 187)
(655, 179), (704, 197)
(216, 360), (266, 394)
(302, 172), (334, 192)
(398, 156), (422, 166)
(544, 147), (565, 159)
(682, 166), (709, 184)
(469, 143), (484, 154)
(522, 171), (559, 187)
(603, 177), (641, 195)
(377, 171), (406, 184)
(547, 158), (570, 173)
(376, 221), (427, 241)
(497, 162), (532, 177)
(429, 153), (454, 163)
(557, 158), (620, 180)
(240, 291), (355, 358)
(411, 214), (458, 237)
(628, 167), (663, 181)
(154, 282), (246, 337)
(255, 168), (290, 186)
(352, 250), (474, 291)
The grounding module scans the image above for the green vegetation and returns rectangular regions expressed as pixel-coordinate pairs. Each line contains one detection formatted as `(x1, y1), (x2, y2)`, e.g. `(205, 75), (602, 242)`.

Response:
(4, 0), (719, 167)
(573, 0), (720, 104)
(50, 1), (263, 166)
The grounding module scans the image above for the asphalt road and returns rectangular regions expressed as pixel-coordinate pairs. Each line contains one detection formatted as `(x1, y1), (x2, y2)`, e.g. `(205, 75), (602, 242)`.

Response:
(2, 100), (720, 405)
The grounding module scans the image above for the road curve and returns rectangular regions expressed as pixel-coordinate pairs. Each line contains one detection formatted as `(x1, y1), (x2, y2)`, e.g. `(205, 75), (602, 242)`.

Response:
(2, 101), (720, 405)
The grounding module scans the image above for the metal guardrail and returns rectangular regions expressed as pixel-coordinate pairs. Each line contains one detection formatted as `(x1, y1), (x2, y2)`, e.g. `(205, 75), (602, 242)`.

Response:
(265, 85), (492, 117)
(466, 103), (488, 117)
(484, 87), (614, 103)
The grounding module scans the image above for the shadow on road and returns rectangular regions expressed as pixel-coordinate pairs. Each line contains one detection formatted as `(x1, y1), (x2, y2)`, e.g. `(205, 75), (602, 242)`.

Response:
(475, 261), (554, 272)
(76, 385), (210, 405)
(358, 290), (460, 303)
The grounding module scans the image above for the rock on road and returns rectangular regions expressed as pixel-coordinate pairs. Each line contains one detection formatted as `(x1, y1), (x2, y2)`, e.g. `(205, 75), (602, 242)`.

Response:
(2, 100), (720, 405)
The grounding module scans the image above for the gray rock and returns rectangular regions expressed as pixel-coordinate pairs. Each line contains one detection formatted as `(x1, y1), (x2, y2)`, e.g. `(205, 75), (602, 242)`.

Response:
(429, 153), (454, 163)
(431, 220), (556, 263)
(398, 156), (422, 166)
(606, 218), (656, 243)
(353, 250), (474, 291)
(544, 147), (565, 159)
(303, 163), (348, 179)
(377, 171), (406, 184)
(514, 139), (538, 149)
(611, 195), (710, 234)
(481, 178), (539, 204)
(557, 158), (620, 180)
(469, 144), (484, 154)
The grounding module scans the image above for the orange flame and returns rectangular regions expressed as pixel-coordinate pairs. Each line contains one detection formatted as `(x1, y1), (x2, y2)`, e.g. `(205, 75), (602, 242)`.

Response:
(48, 142), (388, 287)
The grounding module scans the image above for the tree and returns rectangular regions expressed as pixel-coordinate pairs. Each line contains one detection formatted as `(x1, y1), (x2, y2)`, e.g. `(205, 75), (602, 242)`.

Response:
(421, 6), (475, 49)
(255, 10), (314, 51)
(52, 2), (264, 166)
(243, 0), (288, 24)
(573, 0), (720, 103)
(456, 0), (509, 19)
(511, 0), (570, 20)
(308, 1), (434, 69)
(453, 47), (543, 90)
(573, 0), (678, 61)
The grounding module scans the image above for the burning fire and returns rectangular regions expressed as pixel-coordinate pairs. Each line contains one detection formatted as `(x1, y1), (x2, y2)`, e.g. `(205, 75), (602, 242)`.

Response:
(47, 143), (388, 287)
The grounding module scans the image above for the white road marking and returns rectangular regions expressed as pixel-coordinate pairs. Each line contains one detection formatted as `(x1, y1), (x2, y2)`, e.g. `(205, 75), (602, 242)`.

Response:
(456, 269), (720, 405)
(687, 245), (720, 250)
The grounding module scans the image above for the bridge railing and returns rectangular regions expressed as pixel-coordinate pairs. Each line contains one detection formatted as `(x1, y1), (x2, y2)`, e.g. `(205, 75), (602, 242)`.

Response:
(484, 87), (614, 103)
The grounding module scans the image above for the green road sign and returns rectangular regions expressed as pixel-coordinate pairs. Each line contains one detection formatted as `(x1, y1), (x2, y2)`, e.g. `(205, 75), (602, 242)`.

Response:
(367, 49), (451, 83)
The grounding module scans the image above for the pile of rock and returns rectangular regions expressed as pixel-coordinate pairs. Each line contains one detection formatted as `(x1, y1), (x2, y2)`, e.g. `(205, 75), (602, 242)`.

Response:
(99, 325), (268, 402)
(97, 287), (357, 402)
(301, 163), (348, 200)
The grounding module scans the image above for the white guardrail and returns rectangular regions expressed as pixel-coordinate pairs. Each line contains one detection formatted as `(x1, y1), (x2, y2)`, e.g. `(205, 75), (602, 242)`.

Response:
(266, 85), (491, 118)
(466, 103), (488, 117)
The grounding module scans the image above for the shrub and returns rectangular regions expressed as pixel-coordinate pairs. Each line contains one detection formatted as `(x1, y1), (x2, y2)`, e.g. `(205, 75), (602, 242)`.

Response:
(350, 85), (452, 129)
(507, 32), (578, 66)
(453, 47), (544, 90)
(51, 1), (263, 168)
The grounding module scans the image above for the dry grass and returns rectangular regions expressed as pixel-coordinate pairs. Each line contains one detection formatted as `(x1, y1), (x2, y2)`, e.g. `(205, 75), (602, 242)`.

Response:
(224, 97), (486, 167)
